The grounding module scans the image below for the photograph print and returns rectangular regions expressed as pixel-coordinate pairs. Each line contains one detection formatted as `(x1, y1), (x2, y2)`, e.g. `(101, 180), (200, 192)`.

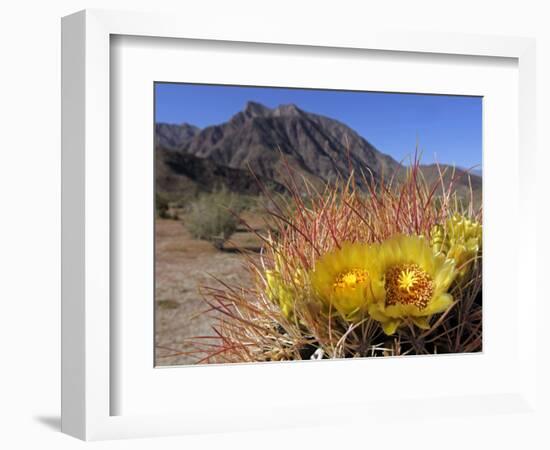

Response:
(154, 83), (482, 366)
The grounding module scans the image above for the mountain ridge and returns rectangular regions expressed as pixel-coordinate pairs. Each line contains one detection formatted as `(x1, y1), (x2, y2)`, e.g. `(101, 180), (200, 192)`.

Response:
(155, 122), (200, 150)
(155, 101), (481, 199)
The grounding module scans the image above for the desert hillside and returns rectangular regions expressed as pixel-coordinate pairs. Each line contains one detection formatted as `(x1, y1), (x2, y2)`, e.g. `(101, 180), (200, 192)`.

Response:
(156, 101), (481, 198)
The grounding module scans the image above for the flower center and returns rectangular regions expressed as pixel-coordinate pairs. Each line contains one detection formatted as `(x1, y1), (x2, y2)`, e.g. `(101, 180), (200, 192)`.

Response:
(385, 263), (434, 309)
(333, 269), (368, 290)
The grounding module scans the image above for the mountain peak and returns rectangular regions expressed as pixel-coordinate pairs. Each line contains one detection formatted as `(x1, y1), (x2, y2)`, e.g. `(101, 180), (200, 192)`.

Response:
(273, 103), (303, 117)
(244, 101), (272, 117)
(236, 102), (304, 122)
(175, 100), (399, 192)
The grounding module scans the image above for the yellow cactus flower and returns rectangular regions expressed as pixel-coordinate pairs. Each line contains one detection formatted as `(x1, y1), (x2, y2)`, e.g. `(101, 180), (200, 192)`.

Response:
(310, 242), (383, 321)
(431, 214), (482, 277)
(368, 234), (457, 335)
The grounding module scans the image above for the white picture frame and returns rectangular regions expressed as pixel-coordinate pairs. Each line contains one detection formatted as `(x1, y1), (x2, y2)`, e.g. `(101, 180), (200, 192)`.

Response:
(61, 9), (539, 441)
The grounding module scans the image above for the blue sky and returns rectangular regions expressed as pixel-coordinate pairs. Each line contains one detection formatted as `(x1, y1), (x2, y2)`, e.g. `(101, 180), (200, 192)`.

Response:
(155, 83), (482, 169)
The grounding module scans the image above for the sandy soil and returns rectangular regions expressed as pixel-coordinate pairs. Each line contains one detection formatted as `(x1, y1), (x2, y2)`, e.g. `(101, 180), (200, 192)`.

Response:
(154, 216), (262, 366)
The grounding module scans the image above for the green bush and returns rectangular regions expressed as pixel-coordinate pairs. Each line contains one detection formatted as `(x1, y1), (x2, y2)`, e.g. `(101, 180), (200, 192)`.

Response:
(156, 192), (170, 219)
(170, 187), (200, 209)
(184, 188), (244, 249)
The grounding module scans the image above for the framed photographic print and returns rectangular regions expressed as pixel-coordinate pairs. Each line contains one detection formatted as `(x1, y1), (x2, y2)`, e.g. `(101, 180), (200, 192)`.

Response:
(153, 83), (483, 367)
(62, 9), (540, 442)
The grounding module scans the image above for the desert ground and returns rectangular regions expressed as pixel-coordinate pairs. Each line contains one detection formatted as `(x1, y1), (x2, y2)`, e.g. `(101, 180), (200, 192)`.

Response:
(155, 213), (263, 366)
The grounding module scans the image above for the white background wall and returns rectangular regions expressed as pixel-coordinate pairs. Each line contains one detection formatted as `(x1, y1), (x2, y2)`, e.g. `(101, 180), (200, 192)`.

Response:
(0, 1), (548, 448)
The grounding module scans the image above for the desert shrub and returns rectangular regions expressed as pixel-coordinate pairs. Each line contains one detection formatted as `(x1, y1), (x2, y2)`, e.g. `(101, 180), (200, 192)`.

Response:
(155, 192), (170, 219)
(184, 187), (243, 249)
(170, 187), (201, 209)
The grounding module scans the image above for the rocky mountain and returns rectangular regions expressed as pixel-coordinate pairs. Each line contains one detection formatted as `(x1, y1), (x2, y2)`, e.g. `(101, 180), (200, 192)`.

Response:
(155, 123), (200, 150)
(156, 101), (481, 198)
